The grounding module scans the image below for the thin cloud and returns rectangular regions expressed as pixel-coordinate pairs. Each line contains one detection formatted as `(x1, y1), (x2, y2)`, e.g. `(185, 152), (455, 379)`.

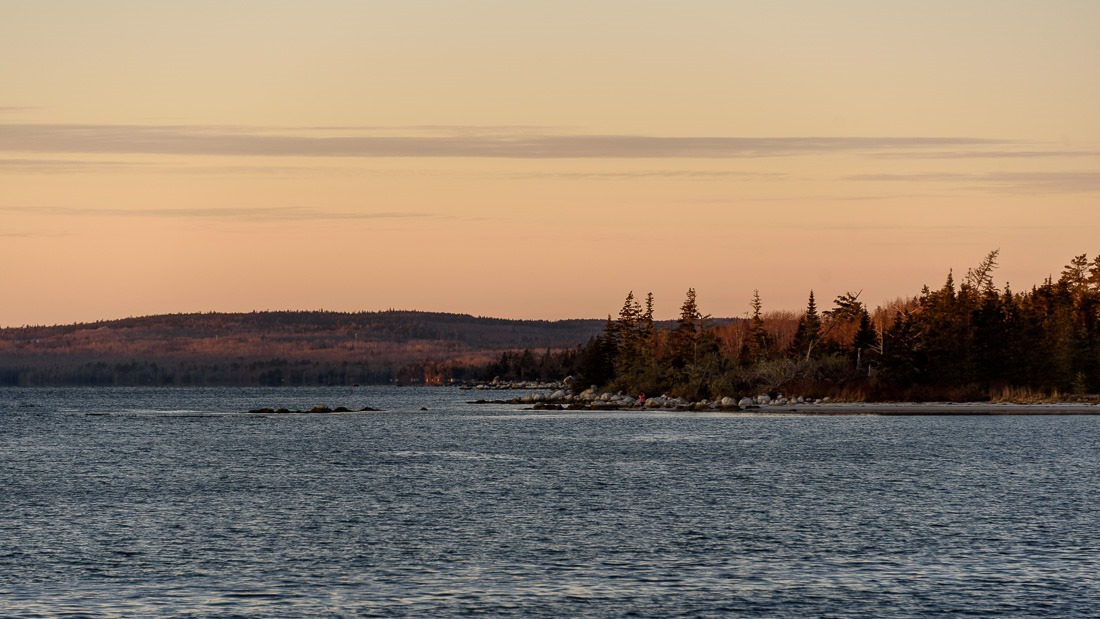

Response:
(0, 157), (446, 177)
(873, 150), (1100, 160)
(505, 170), (787, 180)
(0, 230), (68, 238)
(0, 158), (145, 172)
(0, 123), (1008, 159)
(850, 171), (1100, 193)
(848, 173), (970, 182)
(806, 223), (1056, 231)
(0, 205), (438, 221)
(981, 171), (1100, 193)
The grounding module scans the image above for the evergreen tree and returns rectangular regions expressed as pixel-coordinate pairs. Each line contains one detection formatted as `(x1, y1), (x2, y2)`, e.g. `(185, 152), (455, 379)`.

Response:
(851, 309), (877, 372)
(642, 292), (656, 341)
(879, 310), (922, 386)
(790, 290), (823, 361)
(1089, 256), (1100, 289)
(964, 249), (1000, 296)
(614, 291), (665, 394)
(669, 288), (702, 370)
(574, 318), (618, 390)
(741, 290), (770, 362)
(1060, 254), (1090, 298)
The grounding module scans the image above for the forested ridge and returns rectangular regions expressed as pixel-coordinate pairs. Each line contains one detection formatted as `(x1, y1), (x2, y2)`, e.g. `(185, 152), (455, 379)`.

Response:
(570, 251), (1100, 402)
(0, 310), (603, 386)
(7, 251), (1100, 400)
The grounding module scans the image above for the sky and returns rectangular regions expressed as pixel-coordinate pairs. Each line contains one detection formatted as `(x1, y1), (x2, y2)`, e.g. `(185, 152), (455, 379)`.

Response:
(2, 0), (1099, 326)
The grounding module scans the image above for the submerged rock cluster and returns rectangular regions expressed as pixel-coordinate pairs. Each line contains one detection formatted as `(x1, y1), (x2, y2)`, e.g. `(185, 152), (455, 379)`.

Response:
(243, 404), (380, 414)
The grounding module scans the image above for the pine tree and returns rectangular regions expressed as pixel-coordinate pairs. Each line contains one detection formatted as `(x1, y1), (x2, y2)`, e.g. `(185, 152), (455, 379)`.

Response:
(1089, 256), (1100, 290)
(616, 291), (643, 350)
(964, 249), (1000, 296)
(642, 292), (656, 341)
(790, 290), (823, 361)
(575, 317), (618, 390)
(1061, 254), (1090, 291)
(614, 291), (662, 394)
(669, 288), (701, 370)
(851, 309), (877, 371)
(879, 310), (922, 386)
(741, 290), (770, 362)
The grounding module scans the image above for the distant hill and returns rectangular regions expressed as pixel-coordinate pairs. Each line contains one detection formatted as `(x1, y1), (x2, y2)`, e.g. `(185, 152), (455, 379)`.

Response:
(0, 310), (607, 386)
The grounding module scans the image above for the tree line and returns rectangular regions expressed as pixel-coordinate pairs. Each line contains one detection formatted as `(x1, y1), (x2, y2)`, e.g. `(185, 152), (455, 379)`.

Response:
(570, 251), (1100, 402)
(0, 310), (602, 387)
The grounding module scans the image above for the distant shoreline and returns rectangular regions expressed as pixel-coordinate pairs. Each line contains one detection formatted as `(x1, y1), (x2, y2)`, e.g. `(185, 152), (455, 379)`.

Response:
(750, 402), (1100, 415)
(469, 394), (1100, 415)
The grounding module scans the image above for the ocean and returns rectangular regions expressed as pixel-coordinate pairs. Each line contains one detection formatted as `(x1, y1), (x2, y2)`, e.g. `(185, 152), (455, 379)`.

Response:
(2, 386), (1098, 617)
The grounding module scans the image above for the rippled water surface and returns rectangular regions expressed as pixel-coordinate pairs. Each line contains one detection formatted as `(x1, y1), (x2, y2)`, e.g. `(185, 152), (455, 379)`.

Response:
(3, 386), (1100, 617)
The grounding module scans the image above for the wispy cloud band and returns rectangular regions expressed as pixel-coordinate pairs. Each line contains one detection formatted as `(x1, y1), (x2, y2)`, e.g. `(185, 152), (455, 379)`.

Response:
(850, 171), (1100, 193)
(0, 205), (437, 221)
(0, 123), (1007, 159)
(873, 150), (1100, 160)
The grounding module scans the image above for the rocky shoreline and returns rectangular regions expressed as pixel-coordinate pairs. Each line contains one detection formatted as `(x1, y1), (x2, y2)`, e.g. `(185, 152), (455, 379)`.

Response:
(470, 387), (828, 411)
(458, 379), (568, 391)
(468, 388), (1100, 415)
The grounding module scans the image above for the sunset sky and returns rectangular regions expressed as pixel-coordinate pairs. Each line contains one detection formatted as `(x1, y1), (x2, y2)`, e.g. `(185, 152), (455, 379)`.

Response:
(3, 1), (1099, 326)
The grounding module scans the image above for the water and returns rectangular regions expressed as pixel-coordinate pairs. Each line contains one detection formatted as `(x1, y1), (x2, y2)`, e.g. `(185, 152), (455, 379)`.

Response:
(2, 386), (1099, 617)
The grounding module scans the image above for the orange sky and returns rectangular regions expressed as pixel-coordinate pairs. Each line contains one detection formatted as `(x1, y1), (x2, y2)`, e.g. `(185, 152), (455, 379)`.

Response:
(3, 1), (1099, 326)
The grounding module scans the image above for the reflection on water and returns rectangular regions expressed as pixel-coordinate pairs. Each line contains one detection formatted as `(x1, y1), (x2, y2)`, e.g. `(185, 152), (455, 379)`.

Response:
(2, 386), (1099, 617)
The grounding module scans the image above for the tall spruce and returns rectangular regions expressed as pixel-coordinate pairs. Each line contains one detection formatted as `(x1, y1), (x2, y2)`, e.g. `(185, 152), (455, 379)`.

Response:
(614, 291), (663, 394)
(851, 309), (877, 372)
(790, 290), (823, 361)
(669, 288), (702, 370)
(741, 290), (769, 362)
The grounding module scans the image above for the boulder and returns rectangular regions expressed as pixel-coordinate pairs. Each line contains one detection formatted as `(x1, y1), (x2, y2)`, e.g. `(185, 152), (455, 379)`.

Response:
(738, 397), (755, 408)
(311, 405), (331, 413)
